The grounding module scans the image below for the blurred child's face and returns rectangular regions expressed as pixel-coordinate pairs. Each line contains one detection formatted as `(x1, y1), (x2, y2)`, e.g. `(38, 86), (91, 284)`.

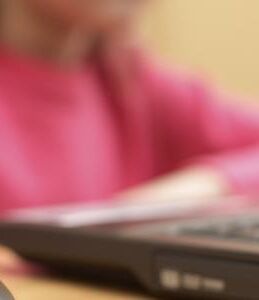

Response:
(26, 0), (145, 33)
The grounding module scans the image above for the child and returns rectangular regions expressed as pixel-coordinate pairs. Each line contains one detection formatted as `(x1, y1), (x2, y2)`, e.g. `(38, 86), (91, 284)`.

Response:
(0, 0), (258, 212)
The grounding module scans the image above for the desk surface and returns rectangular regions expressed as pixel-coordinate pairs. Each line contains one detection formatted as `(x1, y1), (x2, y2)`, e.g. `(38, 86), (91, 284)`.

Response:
(0, 248), (153, 300)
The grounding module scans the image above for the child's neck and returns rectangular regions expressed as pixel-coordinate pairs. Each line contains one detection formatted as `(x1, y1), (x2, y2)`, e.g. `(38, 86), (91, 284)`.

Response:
(0, 2), (94, 68)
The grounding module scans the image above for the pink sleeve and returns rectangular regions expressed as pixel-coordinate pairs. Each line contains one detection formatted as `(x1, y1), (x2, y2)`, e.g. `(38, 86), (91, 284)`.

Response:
(143, 61), (259, 195)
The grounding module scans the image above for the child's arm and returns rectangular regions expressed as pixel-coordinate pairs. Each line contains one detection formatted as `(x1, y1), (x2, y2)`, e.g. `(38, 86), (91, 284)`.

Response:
(119, 61), (259, 202)
(118, 166), (229, 203)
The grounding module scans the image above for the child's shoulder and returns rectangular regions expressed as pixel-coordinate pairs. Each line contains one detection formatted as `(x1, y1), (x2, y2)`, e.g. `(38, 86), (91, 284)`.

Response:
(134, 50), (206, 92)
(133, 51), (210, 101)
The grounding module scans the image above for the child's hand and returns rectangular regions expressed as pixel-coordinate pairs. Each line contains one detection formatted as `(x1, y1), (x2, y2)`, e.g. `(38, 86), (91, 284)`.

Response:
(117, 167), (230, 204)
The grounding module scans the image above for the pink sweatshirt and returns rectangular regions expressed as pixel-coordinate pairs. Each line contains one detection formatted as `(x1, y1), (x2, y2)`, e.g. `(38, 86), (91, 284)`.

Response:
(0, 47), (259, 211)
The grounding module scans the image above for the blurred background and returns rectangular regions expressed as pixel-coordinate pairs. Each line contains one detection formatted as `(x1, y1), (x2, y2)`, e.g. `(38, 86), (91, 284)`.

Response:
(141, 0), (259, 100)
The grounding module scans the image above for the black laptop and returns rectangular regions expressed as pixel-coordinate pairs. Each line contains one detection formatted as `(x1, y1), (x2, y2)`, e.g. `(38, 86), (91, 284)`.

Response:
(0, 196), (258, 300)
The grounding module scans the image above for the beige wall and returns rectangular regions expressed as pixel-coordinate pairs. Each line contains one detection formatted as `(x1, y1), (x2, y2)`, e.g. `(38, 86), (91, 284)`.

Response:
(141, 0), (259, 98)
